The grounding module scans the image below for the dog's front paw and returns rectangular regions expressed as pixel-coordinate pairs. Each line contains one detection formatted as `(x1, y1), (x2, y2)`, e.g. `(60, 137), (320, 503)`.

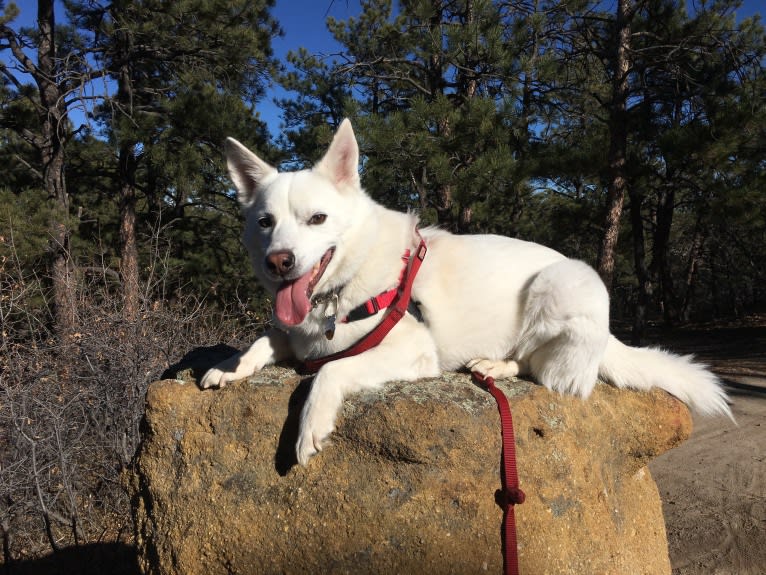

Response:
(200, 366), (230, 389)
(296, 384), (340, 466)
(199, 352), (257, 389)
(295, 424), (331, 466)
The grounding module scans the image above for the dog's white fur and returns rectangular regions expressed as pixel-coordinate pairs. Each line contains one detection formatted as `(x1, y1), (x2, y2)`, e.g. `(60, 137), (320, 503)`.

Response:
(202, 119), (732, 466)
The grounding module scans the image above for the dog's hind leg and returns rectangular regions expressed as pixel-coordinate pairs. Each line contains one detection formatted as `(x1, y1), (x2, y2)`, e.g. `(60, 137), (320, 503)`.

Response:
(465, 358), (522, 380)
(511, 259), (610, 398)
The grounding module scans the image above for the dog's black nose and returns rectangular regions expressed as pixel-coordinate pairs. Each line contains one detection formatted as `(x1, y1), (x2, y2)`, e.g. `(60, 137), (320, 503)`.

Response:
(266, 250), (295, 276)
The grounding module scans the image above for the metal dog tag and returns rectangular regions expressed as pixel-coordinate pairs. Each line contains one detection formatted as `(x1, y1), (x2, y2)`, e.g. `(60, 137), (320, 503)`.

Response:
(324, 315), (336, 340)
(323, 293), (339, 340)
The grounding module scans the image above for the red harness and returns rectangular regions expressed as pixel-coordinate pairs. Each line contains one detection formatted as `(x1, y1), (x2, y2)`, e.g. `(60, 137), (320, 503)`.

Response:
(300, 231), (523, 575)
(302, 231), (427, 373)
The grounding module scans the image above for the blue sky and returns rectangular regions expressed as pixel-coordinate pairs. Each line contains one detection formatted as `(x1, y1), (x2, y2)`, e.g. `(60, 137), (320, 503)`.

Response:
(260, 0), (364, 132)
(5, 0), (763, 136)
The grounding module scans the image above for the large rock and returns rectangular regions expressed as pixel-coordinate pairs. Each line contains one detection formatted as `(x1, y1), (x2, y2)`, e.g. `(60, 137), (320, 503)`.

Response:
(130, 350), (691, 575)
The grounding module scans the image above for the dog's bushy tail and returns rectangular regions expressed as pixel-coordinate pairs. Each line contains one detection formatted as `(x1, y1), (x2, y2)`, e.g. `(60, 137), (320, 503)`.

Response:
(599, 336), (734, 421)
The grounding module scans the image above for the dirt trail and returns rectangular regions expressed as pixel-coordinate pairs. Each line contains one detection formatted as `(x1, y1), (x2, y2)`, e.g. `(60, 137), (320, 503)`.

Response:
(642, 316), (766, 575)
(650, 385), (766, 574)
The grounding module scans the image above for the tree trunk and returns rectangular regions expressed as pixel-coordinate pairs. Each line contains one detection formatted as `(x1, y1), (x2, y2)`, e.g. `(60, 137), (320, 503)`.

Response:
(435, 116), (455, 229)
(37, 0), (76, 337)
(426, 3), (456, 230)
(597, 0), (633, 292)
(119, 145), (140, 321)
(628, 189), (651, 345)
(463, 0), (477, 100)
(651, 184), (677, 325)
(458, 205), (473, 231)
(116, 46), (141, 321)
(680, 223), (706, 322)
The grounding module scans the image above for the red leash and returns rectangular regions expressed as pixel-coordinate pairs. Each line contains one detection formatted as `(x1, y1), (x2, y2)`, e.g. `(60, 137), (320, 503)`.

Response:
(300, 231), (524, 573)
(473, 372), (525, 575)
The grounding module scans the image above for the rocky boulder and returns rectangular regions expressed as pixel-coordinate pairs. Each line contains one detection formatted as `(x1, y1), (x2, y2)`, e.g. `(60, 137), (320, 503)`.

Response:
(130, 348), (691, 574)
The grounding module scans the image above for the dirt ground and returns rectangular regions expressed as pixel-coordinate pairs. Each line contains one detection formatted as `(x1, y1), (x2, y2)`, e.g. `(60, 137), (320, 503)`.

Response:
(641, 316), (766, 575)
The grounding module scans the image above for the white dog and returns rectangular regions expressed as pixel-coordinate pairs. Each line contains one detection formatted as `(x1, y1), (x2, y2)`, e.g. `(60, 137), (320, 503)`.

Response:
(201, 119), (732, 466)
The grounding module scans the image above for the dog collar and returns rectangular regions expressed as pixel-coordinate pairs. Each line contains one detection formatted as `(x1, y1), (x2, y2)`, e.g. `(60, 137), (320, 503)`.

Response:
(310, 248), (415, 331)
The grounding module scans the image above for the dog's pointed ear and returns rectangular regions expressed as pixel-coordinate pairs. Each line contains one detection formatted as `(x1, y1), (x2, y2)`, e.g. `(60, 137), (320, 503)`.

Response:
(224, 137), (278, 207)
(315, 119), (360, 190)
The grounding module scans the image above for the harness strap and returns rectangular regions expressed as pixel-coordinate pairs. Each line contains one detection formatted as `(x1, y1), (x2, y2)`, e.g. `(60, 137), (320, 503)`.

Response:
(472, 372), (525, 575)
(343, 251), (411, 324)
(302, 231), (427, 374)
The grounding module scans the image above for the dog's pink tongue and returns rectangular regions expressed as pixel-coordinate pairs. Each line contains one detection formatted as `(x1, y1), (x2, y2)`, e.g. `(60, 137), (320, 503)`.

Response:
(274, 273), (313, 326)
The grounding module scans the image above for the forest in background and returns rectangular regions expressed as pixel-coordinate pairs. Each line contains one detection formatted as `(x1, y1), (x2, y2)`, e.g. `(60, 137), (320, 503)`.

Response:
(1, 0), (764, 566)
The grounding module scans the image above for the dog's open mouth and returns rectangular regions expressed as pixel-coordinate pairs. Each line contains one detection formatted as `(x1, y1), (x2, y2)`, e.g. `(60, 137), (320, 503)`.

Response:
(274, 247), (335, 326)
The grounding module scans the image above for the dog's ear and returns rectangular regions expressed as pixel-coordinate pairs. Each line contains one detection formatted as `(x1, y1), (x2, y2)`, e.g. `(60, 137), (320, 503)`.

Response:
(224, 137), (278, 207)
(314, 119), (360, 190)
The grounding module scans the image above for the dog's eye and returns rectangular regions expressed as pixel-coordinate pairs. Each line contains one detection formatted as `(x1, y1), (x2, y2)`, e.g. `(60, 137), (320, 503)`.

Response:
(258, 215), (273, 229)
(308, 213), (327, 226)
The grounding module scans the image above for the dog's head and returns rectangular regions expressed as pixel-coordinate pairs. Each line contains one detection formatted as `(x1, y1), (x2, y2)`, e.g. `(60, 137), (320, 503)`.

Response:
(225, 119), (365, 327)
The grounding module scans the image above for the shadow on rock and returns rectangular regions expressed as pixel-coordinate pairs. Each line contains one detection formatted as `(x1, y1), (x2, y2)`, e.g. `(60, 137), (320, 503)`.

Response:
(274, 376), (313, 476)
(161, 345), (316, 476)
(160, 344), (240, 383)
(5, 542), (140, 575)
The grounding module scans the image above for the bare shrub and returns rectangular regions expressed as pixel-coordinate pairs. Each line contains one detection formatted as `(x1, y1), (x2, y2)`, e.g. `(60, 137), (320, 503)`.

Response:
(0, 230), (266, 564)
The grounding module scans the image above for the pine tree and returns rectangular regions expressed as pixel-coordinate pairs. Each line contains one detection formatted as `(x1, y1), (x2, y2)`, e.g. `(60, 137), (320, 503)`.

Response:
(623, 0), (766, 331)
(535, 0), (765, 327)
(281, 0), (569, 233)
(68, 0), (281, 316)
(1, 0), (91, 337)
